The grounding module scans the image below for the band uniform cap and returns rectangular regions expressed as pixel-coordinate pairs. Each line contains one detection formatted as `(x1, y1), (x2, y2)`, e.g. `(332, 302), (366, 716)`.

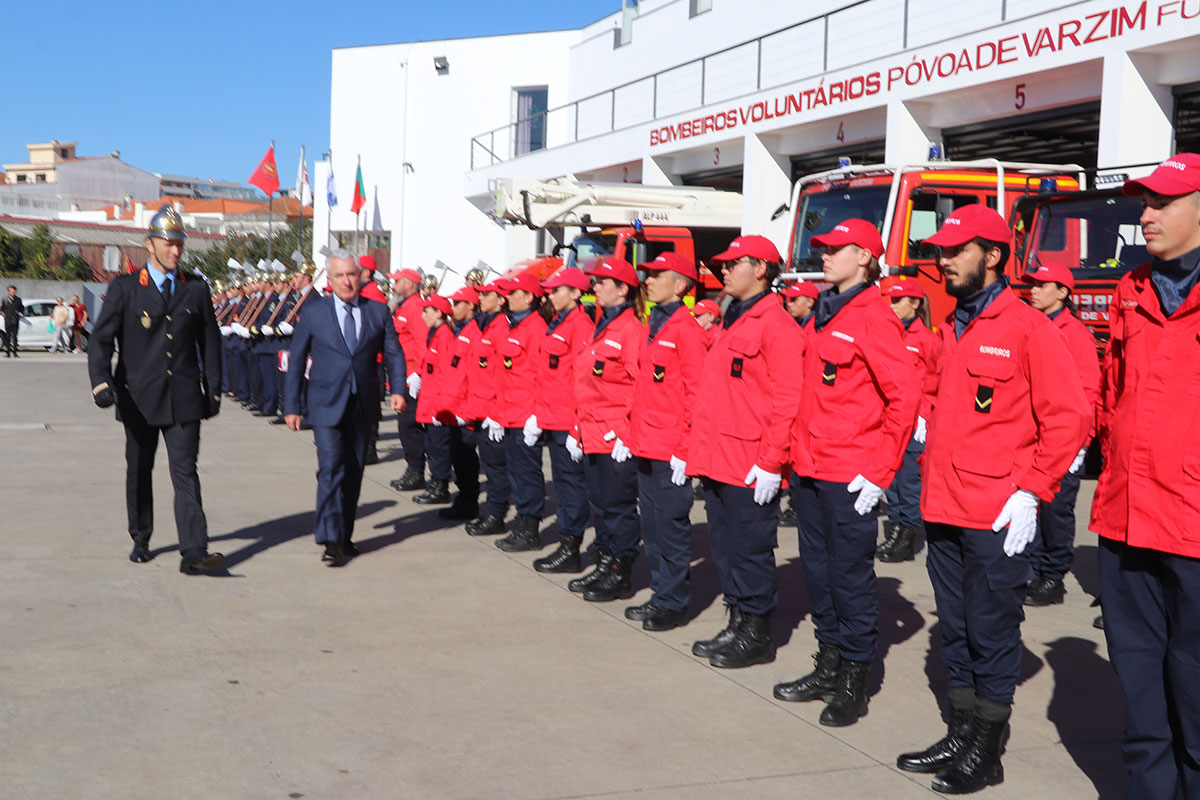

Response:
(465, 268), (486, 286)
(1122, 153), (1200, 197)
(389, 268), (422, 284)
(921, 204), (1011, 247)
(711, 235), (781, 264)
(1022, 261), (1075, 290)
(643, 251), (698, 281)
(810, 218), (884, 258)
(782, 281), (820, 299)
(693, 299), (723, 319)
(422, 294), (452, 316)
(541, 268), (592, 291)
(584, 256), (639, 287)
(451, 286), (480, 305)
(147, 204), (188, 241)
(505, 272), (547, 297)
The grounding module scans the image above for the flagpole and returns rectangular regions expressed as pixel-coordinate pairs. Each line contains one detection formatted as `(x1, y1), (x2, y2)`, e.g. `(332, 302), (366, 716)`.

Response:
(266, 140), (275, 263)
(299, 144), (307, 260)
(353, 154), (361, 256)
(325, 147), (333, 253)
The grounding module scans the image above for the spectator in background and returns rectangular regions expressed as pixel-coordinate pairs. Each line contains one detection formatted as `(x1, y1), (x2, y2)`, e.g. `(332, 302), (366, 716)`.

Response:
(50, 298), (72, 353)
(1, 285), (21, 357)
(69, 295), (88, 353)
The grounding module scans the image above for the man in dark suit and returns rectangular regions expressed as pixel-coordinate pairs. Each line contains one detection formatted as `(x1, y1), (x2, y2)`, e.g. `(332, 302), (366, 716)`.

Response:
(1, 285), (22, 357)
(283, 249), (407, 564)
(87, 205), (225, 574)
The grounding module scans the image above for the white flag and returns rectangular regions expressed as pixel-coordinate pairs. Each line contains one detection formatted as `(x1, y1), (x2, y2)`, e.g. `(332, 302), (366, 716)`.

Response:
(296, 145), (312, 207)
(326, 166), (337, 209)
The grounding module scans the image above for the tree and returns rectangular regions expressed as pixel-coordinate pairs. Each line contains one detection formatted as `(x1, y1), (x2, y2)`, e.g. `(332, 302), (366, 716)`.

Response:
(182, 220), (304, 285)
(0, 227), (22, 274)
(22, 224), (56, 278)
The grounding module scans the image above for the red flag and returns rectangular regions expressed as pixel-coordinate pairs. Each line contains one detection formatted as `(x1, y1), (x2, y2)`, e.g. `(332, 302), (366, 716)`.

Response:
(124, 251), (137, 273)
(351, 162), (366, 214)
(248, 145), (280, 197)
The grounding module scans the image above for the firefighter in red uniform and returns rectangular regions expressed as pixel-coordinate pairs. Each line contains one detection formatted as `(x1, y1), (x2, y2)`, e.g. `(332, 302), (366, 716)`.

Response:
(524, 268), (595, 574)
(692, 299), (722, 348)
(389, 268), (429, 491)
(876, 279), (940, 563)
(567, 257), (645, 602)
(622, 252), (707, 631)
(894, 205), (1089, 794)
(1020, 261), (1100, 606)
(463, 281), (512, 536)
(781, 281), (819, 327)
(776, 219), (919, 727)
(686, 235), (804, 669)
(432, 286), (483, 521)
(1090, 153), (1200, 800)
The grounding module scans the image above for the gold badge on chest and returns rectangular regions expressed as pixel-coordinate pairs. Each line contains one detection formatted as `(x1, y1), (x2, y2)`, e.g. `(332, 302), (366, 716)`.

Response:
(141, 311), (152, 329)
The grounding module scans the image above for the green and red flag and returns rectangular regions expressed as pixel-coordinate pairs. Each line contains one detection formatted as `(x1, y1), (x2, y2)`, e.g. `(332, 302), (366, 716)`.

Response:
(351, 162), (366, 214)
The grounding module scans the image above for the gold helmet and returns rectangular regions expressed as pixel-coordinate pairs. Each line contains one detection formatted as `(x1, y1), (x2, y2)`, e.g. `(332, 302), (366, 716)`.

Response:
(465, 268), (485, 286)
(299, 261), (316, 277)
(421, 273), (440, 291)
(214, 280), (226, 292)
(147, 204), (188, 241)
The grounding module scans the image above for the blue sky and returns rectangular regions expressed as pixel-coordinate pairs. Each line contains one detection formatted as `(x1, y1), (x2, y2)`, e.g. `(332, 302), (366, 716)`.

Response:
(1, 1), (616, 193)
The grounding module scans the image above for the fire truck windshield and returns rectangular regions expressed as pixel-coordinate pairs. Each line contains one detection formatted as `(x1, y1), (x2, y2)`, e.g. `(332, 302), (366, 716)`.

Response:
(1023, 194), (1148, 280)
(565, 233), (618, 270)
(789, 186), (890, 267)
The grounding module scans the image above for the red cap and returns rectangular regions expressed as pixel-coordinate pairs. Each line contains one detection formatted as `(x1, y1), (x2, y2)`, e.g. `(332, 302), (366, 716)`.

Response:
(506, 272), (547, 297)
(388, 268), (421, 284)
(711, 235), (781, 263)
(921, 205), (1011, 247)
(451, 286), (480, 305)
(643, 251), (698, 281)
(693, 299), (723, 319)
(1022, 261), (1075, 290)
(810, 218), (885, 258)
(479, 279), (511, 296)
(881, 278), (926, 299)
(1122, 153), (1200, 197)
(585, 256), (639, 287)
(541, 268), (591, 291)
(422, 294), (451, 316)
(782, 281), (820, 299)
(358, 255), (377, 273)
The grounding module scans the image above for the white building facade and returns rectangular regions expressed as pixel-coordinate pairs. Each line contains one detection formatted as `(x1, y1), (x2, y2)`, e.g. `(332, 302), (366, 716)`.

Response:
(322, 0), (1200, 286)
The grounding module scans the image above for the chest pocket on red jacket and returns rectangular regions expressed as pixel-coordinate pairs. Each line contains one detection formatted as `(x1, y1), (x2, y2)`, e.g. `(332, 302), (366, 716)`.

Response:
(500, 339), (524, 370)
(818, 340), (856, 386)
(591, 340), (623, 379)
(966, 356), (1016, 414)
(476, 340), (494, 370)
(449, 337), (470, 369)
(544, 335), (569, 370)
(650, 342), (677, 383)
(726, 335), (760, 379)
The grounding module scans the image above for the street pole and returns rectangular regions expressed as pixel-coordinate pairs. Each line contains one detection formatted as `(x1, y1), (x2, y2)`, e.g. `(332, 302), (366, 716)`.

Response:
(266, 139), (275, 263)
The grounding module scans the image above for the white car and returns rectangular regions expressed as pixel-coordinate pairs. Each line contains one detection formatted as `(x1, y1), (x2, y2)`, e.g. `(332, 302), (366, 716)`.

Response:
(14, 298), (61, 350)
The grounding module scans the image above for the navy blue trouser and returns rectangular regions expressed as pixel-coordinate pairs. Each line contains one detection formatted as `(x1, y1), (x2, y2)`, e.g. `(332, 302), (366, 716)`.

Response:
(584, 451), (640, 558)
(926, 522), (1032, 704)
(476, 426), (509, 518)
(257, 352), (279, 414)
(231, 343), (249, 400)
(1099, 537), (1200, 800)
(220, 342), (233, 394)
(396, 389), (425, 471)
(794, 476), (880, 662)
(243, 347), (263, 406)
(1029, 469), (1081, 581)
(638, 457), (694, 613)
(312, 397), (368, 547)
(123, 410), (208, 556)
(505, 428), (545, 518)
(701, 477), (779, 616)
(545, 430), (588, 537)
(426, 424), (452, 481)
(884, 437), (924, 529)
(449, 426), (480, 497)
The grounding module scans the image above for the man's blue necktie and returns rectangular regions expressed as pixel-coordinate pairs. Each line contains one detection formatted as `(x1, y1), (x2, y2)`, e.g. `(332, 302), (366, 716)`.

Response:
(342, 302), (358, 393)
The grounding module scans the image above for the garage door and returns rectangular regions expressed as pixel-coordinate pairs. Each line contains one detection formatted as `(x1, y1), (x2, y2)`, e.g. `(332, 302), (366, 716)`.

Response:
(942, 102), (1100, 169)
(1175, 81), (1200, 154)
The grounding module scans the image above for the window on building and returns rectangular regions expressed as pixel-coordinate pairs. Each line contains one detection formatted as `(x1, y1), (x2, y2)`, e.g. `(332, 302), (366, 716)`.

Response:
(64, 244), (79, 257)
(16, 174), (26, 183)
(690, 0), (713, 16)
(35, 173), (47, 183)
(59, 148), (69, 158)
(103, 246), (121, 272)
(514, 87), (548, 156)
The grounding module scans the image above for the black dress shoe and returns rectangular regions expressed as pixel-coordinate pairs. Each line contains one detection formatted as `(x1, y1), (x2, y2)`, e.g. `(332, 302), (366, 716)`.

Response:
(391, 466), (425, 491)
(342, 541), (360, 557)
(299, 421), (312, 430)
(1024, 575), (1066, 606)
(643, 605), (688, 632)
(180, 551), (224, 574)
(129, 540), (151, 563)
(321, 542), (345, 564)
(364, 446), (380, 466)
(269, 416), (287, 425)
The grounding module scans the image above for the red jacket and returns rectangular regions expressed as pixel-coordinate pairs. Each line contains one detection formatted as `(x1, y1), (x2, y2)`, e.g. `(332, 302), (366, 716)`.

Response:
(1090, 266), (1200, 558)
(790, 290), (920, 488)
(627, 306), (707, 462)
(920, 288), (1090, 529)
(533, 306), (593, 431)
(415, 323), (453, 424)
(392, 293), (425, 375)
(573, 307), (644, 454)
(462, 313), (507, 422)
(904, 317), (940, 422)
(494, 311), (547, 428)
(436, 320), (480, 422)
(687, 294), (804, 486)
(1051, 310), (1102, 438)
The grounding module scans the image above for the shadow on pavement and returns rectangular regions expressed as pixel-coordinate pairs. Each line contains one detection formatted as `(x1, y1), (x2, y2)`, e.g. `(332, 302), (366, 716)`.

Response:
(212, 499), (397, 569)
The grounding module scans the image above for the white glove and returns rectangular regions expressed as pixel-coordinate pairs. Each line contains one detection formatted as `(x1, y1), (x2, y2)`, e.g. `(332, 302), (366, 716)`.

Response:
(406, 372), (421, 397)
(483, 416), (505, 443)
(565, 433), (584, 462)
(220, 325), (232, 337)
(848, 474), (884, 516)
(278, 322), (294, 335)
(523, 415), (542, 447)
(238, 325), (252, 339)
(261, 325), (274, 336)
(430, 418), (443, 427)
(1068, 445), (1088, 475)
(669, 455), (688, 486)
(603, 430), (631, 463)
(992, 489), (1040, 557)
(743, 464), (782, 505)
(455, 415), (467, 426)
(914, 416), (927, 445)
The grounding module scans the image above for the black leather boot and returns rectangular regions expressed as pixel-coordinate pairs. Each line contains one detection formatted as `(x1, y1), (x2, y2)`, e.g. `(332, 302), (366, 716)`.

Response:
(533, 534), (582, 573)
(1023, 575), (1066, 606)
(129, 535), (152, 563)
(691, 605), (743, 658)
(819, 659), (872, 726)
(583, 555), (636, 602)
(773, 643), (842, 702)
(391, 466), (425, 491)
(496, 514), (541, 552)
(898, 696), (975, 773)
(931, 703), (1009, 794)
(877, 524), (917, 562)
(709, 610), (775, 669)
(779, 497), (797, 527)
(465, 513), (506, 536)
(438, 492), (479, 520)
(413, 478), (451, 505)
(568, 551), (613, 593)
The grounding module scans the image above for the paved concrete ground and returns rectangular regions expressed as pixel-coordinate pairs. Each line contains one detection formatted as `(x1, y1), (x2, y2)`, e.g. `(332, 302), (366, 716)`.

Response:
(1, 353), (1126, 799)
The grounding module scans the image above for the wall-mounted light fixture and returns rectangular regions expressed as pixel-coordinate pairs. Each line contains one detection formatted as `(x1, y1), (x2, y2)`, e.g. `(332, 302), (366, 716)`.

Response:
(433, 56), (449, 74)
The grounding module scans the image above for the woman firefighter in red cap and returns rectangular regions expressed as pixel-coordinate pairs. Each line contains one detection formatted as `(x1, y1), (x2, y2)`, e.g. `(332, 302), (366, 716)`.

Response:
(875, 278), (940, 563)
(781, 281), (819, 328)
(522, 268), (596, 574)
(462, 280), (513, 537)
(567, 256), (646, 602)
(776, 219), (919, 727)
(692, 298), (723, 348)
